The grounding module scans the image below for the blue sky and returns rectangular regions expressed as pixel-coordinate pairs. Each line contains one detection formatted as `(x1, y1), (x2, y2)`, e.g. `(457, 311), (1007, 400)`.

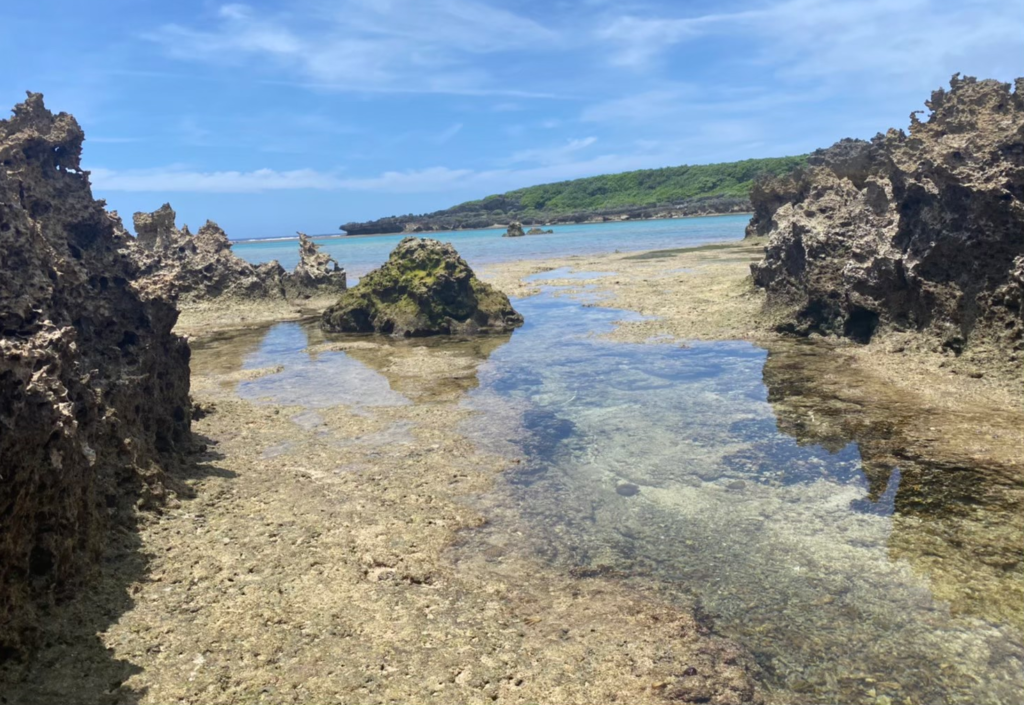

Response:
(4, 0), (1022, 238)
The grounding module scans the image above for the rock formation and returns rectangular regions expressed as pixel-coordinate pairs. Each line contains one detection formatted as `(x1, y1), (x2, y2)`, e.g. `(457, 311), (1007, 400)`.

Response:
(321, 237), (523, 336)
(0, 94), (192, 654)
(526, 226), (554, 235)
(283, 233), (348, 300)
(749, 75), (1024, 361)
(503, 221), (525, 238)
(129, 207), (346, 304)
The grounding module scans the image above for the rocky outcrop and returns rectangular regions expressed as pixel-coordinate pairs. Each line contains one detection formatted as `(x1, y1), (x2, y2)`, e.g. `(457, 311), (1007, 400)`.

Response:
(283, 233), (347, 300)
(503, 221), (525, 238)
(526, 226), (554, 235)
(0, 94), (192, 655)
(750, 75), (1024, 360)
(321, 237), (523, 336)
(128, 207), (346, 304)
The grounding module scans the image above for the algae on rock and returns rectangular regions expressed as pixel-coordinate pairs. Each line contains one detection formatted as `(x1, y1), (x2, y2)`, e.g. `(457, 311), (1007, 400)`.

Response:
(321, 237), (523, 336)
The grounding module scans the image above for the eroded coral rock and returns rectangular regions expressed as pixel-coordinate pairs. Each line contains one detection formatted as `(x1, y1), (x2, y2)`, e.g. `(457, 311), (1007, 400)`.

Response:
(321, 237), (523, 336)
(526, 226), (554, 235)
(0, 93), (192, 654)
(750, 75), (1024, 359)
(284, 233), (347, 300)
(127, 207), (346, 304)
(504, 221), (525, 238)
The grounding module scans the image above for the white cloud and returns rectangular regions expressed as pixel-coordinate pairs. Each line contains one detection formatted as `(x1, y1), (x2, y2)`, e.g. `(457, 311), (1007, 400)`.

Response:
(509, 136), (598, 165)
(90, 166), (347, 193)
(89, 148), (669, 196)
(595, 0), (1024, 87)
(145, 1), (563, 96)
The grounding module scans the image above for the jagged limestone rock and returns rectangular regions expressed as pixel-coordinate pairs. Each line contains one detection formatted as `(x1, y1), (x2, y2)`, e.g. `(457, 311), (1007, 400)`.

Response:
(750, 75), (1024, 361)
(321, 237), (523, 336)
(0, 93), (192, 655)
(128, 208), (346, 304)
(283, 233), (347, 300)
(526, 226), (554, 235)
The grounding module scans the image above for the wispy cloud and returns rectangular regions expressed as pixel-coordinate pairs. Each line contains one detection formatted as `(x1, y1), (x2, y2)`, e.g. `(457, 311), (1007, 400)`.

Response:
(432, 123), (464, 145)
(509, 136), (598, 165)
(595, 0), (1024, 87)
(145, 1), (563, 96)
(90, 166), (347, 193)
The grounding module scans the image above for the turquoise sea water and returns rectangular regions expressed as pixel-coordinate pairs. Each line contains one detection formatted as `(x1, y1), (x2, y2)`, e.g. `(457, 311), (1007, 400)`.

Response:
(231, 215), (749, 278)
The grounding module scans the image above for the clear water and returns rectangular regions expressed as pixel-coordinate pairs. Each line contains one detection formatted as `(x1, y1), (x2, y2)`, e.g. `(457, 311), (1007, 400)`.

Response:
(231, 215), (748, 278)
(190, 288), (1024, 705)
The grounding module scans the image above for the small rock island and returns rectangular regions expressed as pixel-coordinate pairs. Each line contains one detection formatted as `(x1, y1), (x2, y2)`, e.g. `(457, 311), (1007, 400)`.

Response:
(321, 237), (524, 336)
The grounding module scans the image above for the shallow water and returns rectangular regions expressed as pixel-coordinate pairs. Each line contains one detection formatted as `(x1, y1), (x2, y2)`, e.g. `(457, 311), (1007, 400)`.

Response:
(231, 215), (748, 279)
(191, 290), (1024, 705)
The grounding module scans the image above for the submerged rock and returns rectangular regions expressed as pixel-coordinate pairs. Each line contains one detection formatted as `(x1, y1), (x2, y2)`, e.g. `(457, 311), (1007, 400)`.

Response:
(0, 93), (192, 654)
(128, 208), (346, 304)
(321, 237), (523, 336)
(526, 226), (554, 235)
(749, 75), (1024, 362)
(504, 221), (525, 238)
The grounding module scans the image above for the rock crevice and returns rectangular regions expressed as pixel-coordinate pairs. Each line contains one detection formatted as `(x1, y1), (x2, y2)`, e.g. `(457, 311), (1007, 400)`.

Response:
(750, 75), (1024, 364)
(0, 94), (193, 655)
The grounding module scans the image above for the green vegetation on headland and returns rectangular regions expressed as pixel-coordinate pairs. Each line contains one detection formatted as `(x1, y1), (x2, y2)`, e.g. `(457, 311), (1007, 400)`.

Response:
(340, 155), (808, 235)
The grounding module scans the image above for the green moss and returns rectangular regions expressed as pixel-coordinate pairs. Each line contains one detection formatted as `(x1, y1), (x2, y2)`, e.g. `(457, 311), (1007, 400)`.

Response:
(322, 237), (523, 337)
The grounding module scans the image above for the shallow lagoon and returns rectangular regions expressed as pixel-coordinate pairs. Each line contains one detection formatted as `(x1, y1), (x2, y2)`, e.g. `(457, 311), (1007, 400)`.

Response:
(232, 215), (749, 279)
(192, 288), (1024, 705)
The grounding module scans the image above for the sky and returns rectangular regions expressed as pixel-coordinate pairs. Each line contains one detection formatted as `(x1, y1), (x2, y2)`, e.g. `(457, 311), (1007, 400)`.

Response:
(3, 0), (1023, 239)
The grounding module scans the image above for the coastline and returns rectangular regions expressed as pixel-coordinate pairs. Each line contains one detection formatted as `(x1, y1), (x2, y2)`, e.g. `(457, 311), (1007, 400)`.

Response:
(230, 212), (754, 245)
(12, 237), (1020, 704)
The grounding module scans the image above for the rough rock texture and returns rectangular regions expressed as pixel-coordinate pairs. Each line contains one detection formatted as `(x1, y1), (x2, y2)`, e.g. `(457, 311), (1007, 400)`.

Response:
(750, 75), (1024, 360)
(0, 94), (192, 656)
(322, 237), (523, 336)
(526, 226), (554, 235)
(129, 207), (346, 305)
(283, 233), (347, 300)
(503, 221), (525, 238)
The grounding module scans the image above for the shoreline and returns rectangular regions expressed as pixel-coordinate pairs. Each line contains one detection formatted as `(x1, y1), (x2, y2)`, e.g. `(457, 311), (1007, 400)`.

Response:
(11, 238), (1019, 704)
(230, 212), (754, 245)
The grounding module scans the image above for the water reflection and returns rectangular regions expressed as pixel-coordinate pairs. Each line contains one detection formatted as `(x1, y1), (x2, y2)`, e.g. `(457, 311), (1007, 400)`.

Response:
(457, 294), (1024, 705)
(190, 320), (513, 408)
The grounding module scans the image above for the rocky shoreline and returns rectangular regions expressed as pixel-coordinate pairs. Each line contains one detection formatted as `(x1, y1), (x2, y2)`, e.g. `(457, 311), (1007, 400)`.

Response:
(2, 77), (1022, 704)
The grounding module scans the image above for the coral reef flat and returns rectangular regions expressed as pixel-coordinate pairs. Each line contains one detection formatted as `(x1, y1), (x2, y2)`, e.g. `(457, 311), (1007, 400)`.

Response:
(4, 236), (1019, 705)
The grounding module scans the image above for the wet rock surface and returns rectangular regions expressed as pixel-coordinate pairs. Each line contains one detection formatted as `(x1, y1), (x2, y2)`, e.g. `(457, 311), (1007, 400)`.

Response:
(0, 94), (192, 656)
(526, 226), (554, 235)
(129, 206), (346, 305)
(322, 237), (523, 336)
(749, 75), (1024, 366)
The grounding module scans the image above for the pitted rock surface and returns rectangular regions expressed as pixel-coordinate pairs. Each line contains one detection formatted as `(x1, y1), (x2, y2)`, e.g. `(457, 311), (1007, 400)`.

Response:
(749, 75), (1024, 362)
(128, 208), (346, 305)
(0, 93), (192, 655)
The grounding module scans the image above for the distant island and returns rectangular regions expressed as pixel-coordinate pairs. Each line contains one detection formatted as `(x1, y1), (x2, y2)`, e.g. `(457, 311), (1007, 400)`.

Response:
(340, 155), (807, 235)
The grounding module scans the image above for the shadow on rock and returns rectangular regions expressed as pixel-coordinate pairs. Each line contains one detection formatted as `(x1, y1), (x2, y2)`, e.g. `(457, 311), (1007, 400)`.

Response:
(0, 440), (235, 705)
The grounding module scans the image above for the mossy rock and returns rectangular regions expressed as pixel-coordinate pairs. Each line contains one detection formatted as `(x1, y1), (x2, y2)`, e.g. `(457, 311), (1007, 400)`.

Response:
(321, 237), (524, 336)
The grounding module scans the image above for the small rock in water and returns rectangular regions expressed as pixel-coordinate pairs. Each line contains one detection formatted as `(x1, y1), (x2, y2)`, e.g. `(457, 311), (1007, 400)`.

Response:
(696, 467), (722, 481)
(616, 483), (641, 497)
(727, 480), (747, 491)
